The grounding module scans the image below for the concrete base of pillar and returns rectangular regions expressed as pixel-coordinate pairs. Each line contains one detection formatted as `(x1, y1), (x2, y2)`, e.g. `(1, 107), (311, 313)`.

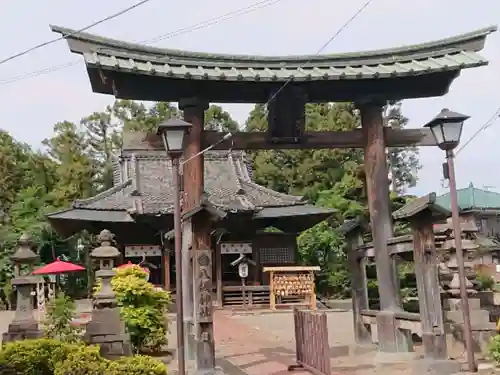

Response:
(191, 367), (225, 375)
(374, 350), (419, 365)
(2, 321), (43, 343)
(410, 359), (461, 375)
(422, 332), (447, 359)
(185, 322), (196, 361)
(181, 360), (225, 375)
(376, 310), (413, 353)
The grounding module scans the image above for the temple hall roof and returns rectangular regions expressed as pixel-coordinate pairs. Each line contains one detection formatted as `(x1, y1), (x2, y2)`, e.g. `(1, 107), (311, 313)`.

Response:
(47, 132), (333, 237)
(74, 134), (303, 214)
(50, 25), (496, 102)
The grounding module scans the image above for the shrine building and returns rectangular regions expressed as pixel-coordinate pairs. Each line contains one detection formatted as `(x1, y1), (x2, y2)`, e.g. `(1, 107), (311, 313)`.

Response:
(47, 132), (333, 306)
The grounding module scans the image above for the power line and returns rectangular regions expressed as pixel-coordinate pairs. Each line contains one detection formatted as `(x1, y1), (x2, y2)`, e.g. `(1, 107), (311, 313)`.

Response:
(0, 0), (153, 66)
(139, 0), (283, 45)
(455, 106), (500, 155)
(0, 0), (283, 85)
(264, 0), (374, 107)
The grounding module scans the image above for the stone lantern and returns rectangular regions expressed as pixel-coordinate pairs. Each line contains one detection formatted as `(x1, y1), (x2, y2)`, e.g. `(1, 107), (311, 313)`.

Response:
(84, 229), (132, 358)
(3, 233), (43, 343)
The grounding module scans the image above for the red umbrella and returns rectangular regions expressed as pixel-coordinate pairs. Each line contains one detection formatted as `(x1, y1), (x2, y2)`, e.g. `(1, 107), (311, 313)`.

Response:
(32, 257), (85, 275)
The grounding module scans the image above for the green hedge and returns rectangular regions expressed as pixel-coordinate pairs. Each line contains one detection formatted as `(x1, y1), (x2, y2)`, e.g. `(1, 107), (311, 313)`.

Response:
(0, 338), (168, 375)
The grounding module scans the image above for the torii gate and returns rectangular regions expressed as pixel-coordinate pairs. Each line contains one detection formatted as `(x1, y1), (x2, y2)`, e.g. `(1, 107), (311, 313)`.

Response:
(51, 23), (496, 368)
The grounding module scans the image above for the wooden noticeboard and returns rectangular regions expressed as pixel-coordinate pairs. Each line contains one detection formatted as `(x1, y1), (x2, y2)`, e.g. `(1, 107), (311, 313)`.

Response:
(263, 266), (320, 310)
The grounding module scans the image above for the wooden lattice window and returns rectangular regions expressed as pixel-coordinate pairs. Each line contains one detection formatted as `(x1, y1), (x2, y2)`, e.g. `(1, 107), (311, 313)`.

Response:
(259, 247), (294, 264)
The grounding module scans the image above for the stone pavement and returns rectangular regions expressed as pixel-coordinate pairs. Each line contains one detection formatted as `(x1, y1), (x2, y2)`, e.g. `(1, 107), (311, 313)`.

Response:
(0, 302), (477, 375)
(213, 310), (314, 375)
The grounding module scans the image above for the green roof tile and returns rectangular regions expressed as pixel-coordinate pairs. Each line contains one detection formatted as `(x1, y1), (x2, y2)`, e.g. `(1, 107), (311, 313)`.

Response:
(436, 182), (500, 210)
(50, 25), (496, 83)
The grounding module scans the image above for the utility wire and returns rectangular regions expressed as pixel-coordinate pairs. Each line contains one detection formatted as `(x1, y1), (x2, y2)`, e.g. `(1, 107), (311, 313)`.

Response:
(0, 0), (283, 85)
(139, 0), (282, 45)
(0, 0), (153, 66)
(264, 0), (374, 107)
(455, 106), (500, 155)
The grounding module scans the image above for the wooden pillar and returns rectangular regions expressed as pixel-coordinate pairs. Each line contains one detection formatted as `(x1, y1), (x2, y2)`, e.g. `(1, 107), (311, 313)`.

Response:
(360, 101), (409, 353)
(411, 213), (447, 359)
(180, 98), (217, 370)
(163, 252), (170, 290)
(346, 232), (371, 345)
(216, 242), (223, 307)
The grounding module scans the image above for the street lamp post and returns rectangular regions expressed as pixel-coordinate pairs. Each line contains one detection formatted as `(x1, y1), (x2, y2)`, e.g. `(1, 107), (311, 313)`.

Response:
(157, 118), (192, 375)
(424, 108), (476, 372)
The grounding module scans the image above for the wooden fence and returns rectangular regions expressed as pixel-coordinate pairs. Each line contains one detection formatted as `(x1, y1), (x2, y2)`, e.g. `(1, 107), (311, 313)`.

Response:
(288, 309), (330, 375)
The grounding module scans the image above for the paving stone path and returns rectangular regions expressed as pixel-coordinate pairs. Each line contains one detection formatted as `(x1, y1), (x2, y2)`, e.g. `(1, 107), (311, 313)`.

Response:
(214, 310), (314, 375)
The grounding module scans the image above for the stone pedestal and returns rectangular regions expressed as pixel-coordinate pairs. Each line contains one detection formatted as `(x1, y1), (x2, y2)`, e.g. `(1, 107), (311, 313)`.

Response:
(3, 234), (43, 343)
(444, 297), (496, 355)
(84, 230), (132, 359)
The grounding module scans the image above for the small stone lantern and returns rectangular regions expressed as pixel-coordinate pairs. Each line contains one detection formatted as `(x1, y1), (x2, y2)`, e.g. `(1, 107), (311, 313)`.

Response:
(91, 229), (121, 304)
(84, 229), (132, 359)
(3, 233), (43, 343)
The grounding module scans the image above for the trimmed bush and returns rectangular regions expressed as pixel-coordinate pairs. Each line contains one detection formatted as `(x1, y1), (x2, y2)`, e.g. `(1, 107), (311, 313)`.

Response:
(0, 338), (168, 375)
(0, 339), (86, 375)
(488, 334), (500, 364)
(96, 264), (171, 352)
(110, 354), (168, 375)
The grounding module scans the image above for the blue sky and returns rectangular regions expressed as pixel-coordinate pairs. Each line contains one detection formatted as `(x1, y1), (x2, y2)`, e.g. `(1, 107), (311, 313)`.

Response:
(1, 0), (499, 197)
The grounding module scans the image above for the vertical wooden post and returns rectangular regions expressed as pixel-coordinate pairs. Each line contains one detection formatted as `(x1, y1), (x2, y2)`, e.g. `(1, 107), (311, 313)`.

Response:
(310, 271), (317, 311)
(346, 232), (371, 345)
(411, 213), (447, 359)
(360, 101), (409, 353)
(180, 98), (217, 371)
(163, 252), (170, 290)
(216, 242), (223, 307)
(270, 271), (276, 310)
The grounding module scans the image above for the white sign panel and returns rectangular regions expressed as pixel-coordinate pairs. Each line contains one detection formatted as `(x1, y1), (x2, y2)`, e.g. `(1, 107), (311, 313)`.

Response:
(221, 242), (252, 255)
(125, 245), (161, 258)
(238, 263), (249, 278)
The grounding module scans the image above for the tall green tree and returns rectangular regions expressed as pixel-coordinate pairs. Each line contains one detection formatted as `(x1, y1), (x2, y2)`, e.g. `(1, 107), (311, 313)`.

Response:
(384, 101), (421, 193)
(205, 105), (239, 132)
(0, 130), (39, 220)
(112, 100), (180, 133)
(43, 121), (95, 207)
(81, 108), (121, 190)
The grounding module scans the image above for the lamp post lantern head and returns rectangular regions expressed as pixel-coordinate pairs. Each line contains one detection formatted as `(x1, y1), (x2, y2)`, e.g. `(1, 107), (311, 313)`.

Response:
(157, 118), (192, 157)
(424, 108), (470, 151)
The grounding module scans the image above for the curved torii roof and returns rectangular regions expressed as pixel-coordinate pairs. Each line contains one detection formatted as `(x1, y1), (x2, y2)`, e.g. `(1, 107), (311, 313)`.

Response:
(50, 25), (496, 102)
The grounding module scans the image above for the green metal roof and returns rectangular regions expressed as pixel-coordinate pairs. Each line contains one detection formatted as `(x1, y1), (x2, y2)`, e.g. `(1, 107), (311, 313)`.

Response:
(393, 192), (450, 220)
(50, 25), (495, 83)
(436, 182), (500, 211)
